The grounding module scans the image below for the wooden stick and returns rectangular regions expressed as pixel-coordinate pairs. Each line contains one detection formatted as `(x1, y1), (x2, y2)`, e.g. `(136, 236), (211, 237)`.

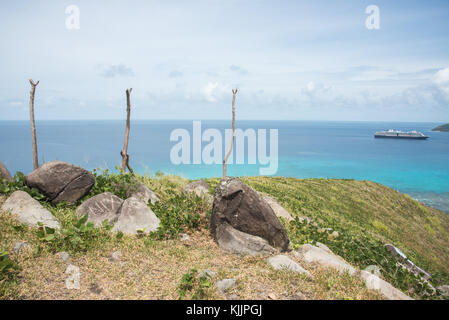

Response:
(223, 89), (238, 177)
(121, 88), (133, 174)
(29, 79), (40, 170)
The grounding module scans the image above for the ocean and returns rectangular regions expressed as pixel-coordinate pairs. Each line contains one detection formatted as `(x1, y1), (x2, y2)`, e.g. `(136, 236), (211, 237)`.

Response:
(1, 120), (448, 213)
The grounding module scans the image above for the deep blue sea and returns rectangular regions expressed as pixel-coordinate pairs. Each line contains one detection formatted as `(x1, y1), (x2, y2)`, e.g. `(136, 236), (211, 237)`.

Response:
(1, 120), (448, 212)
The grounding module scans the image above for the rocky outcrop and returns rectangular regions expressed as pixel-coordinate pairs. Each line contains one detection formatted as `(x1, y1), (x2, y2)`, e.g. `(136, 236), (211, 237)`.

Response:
(215, 223), (276, 256)
(75, 192), (123, 226)
(1, 190), (60, 229)
(211, 177), (290, 252)
(112, 197), (160, 235)
(0, 161), (13, 182)
(25, 161), (94, 204)
(184, 180), (210, 197)
(125, 182), (160, 205)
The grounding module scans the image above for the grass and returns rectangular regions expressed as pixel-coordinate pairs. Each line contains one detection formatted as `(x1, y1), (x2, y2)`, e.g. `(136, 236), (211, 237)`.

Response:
(1, 171), (449, 300)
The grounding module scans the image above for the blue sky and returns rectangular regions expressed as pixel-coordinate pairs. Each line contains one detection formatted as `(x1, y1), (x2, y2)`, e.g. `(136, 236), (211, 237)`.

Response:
(0, 0), (449, 121)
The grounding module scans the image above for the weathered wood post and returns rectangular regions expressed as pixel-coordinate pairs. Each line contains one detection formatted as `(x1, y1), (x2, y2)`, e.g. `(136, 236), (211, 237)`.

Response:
(29, 79), (40, 170)
(121, 88), (134, 174)
(223, 89), (238, 177)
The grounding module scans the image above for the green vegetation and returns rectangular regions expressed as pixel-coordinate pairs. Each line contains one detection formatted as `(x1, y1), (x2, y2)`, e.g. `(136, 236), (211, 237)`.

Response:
(0, 250), (20, 297)
(432, 123), (449, 132)
(35, 214), (114, 254)
(0, 172), (45, 201)
(1, 171), (449, 300)
(177, 267), (213, 299)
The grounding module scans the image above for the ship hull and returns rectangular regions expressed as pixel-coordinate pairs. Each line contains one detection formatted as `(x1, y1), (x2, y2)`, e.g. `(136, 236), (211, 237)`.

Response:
(374, 135), (428, 140)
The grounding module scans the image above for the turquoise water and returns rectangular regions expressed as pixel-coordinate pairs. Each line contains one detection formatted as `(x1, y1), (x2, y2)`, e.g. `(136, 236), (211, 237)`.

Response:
(1, 120), (448, 212)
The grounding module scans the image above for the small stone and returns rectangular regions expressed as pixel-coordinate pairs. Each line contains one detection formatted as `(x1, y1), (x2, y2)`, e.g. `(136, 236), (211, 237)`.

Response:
(110, 251), (121, 261)
(286, 292), (307, 300)
(267, 293), (277, 300)
(197, 269), (217, 279)
(217, 278), (236, 294)
(178, 233), (190, 242)
(227, 293), (239, 300)
(57, 251), (71, 262)
(267, 255), (311, 276)
(14, 242), (30, 254)
(328, 231), (339, 240)
(89, 283), (102, 294)
(65, 264), (80, 290)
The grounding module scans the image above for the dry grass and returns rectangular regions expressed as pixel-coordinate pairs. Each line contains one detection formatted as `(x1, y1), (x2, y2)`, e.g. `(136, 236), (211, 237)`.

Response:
(1, 225), (382, 300)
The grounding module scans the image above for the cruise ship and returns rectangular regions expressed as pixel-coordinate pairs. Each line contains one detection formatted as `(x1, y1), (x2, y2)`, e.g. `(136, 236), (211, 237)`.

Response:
(374, 129), (429, 139)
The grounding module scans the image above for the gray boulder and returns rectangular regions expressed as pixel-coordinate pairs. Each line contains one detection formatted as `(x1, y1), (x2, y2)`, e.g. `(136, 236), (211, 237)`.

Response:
(184, 180), (210, 197)
(76, 192), (123, 226)
(294, 243), (356, 275)
(0, 161), (13, 182)
(215, 223), (276, 256)
(267, 255), (311, 276)
(217, 278), (236, 294)
(1, 190), (60, 229)
(26, 161), (94, 204)
(261, 194), (293, 221)
(211, 177), (290, 252)
(126, 182), (159, 205)
(360, 270), (413, 300)
(112, 197), (160, 235)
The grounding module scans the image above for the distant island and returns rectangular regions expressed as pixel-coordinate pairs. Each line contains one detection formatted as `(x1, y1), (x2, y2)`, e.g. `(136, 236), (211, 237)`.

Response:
(432, 124), (449, 132)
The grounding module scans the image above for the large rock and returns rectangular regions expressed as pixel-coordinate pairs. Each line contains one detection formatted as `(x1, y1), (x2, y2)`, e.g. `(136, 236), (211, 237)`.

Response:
(294, 244), (356, 275)
(112, 197), (160, 235)
(0, 161), (13, 182)
(211, 177), (290, 251)
(360, 270), (413, 300)
(267, 255), (311, 276)
(184, 180), (210, 197)
(1, 190), (60, 229)
(75, 192), (123, 226)
(215, 223), (276, 256)
(125, 182), (159, 205)
(25, 161), (94, 204)
(261, 194), (293, 221)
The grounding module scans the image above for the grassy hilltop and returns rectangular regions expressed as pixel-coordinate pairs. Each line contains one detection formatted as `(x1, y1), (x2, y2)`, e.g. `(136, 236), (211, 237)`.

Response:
(1, 171), (449, 300)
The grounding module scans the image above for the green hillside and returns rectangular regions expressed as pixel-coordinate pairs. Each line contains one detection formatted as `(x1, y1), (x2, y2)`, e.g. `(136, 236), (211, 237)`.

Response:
(1, 172), (449, 300)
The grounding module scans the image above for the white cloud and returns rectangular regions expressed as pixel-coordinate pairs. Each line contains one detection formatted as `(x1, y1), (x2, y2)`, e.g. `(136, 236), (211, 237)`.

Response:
(433, 68), (449, 85)
(201, 82), (231, 102)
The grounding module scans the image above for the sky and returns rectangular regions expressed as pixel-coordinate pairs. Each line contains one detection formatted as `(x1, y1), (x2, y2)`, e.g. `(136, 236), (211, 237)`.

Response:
(0, 0), (449, 121)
